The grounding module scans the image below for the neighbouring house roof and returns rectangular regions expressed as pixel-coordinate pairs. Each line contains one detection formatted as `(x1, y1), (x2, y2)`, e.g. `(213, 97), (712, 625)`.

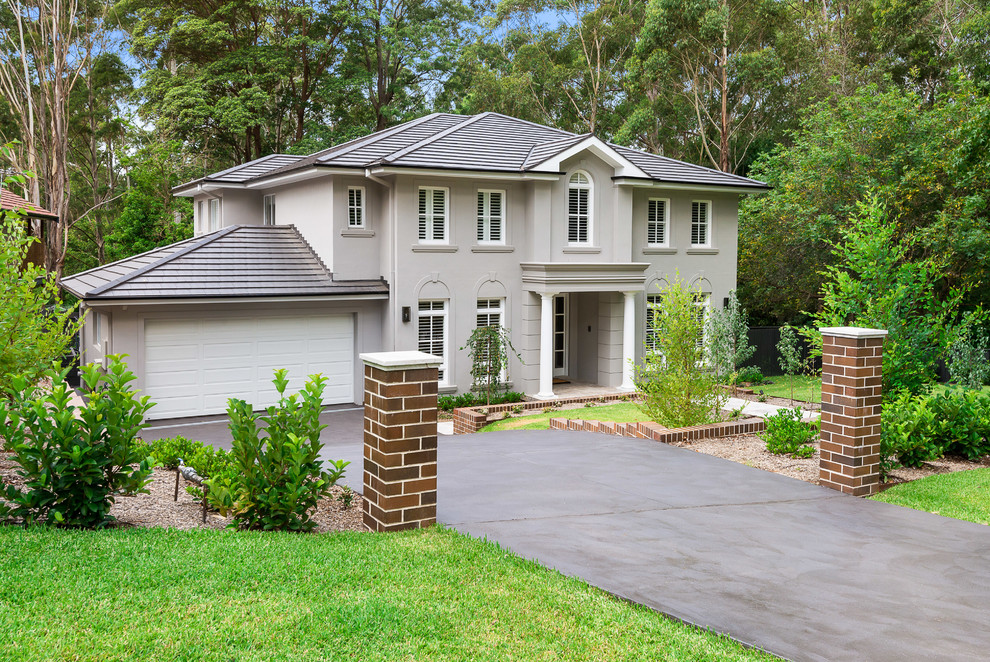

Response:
(175, 112), (768, 192)
(60, 225), (389, 301)
(0, 189), (58, 219)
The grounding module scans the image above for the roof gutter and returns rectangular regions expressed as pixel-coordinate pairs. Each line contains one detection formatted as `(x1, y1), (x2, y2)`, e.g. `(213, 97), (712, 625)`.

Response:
(76, 293), (390, 307)
(611, 176), (770, 194)
(367, 166), (561, 181)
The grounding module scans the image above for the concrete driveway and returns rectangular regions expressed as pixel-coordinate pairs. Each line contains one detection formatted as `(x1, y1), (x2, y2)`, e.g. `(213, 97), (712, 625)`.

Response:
(150, 413), (990, 661)
(438, 430), (990, 662)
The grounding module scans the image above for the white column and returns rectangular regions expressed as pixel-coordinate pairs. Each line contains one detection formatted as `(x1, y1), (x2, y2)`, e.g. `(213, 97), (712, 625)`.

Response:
(536, 292), (557, 399)
(619, 291), (637, 391)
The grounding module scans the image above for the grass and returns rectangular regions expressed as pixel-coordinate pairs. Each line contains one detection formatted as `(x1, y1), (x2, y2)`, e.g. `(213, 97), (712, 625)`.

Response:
(479, 401), (645, 432)
(0, 526), (777, 662)
(872, 468), (990, 525)
(748, 375), (821, 404)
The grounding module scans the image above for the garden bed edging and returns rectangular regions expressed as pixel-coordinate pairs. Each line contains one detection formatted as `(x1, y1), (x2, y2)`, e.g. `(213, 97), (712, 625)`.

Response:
(549, 417), (766, 444)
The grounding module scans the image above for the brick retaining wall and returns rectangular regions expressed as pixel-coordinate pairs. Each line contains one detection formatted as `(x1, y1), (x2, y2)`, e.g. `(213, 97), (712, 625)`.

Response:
(549, 417), (766, 444)
(452, 392), (636, 434)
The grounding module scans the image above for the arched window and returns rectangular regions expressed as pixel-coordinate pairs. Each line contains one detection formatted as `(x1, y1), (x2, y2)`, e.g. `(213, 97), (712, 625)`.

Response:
(567, 171), (592, 244)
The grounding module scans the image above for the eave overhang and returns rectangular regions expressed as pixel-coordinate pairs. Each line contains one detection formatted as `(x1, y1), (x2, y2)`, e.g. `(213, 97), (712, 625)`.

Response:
(520, 262), (650, 294)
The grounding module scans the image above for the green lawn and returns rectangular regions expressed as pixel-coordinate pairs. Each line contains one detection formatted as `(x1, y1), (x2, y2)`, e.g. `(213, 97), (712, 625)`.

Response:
(750, 375), (821, 404)
(872, 468), (990, 525)
(480, 402), (646, 432)
(0, 526), (776, 662)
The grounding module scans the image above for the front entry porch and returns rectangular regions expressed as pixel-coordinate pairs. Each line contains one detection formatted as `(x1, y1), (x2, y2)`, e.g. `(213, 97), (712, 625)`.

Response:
(520, 262), (649, 401)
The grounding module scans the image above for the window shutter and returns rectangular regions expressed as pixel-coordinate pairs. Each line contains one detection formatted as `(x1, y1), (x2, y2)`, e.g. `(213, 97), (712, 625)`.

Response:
(418, 189), (428, 240)
(692, 201), (708, 246)
(648, 199), (665, 245)
(490, 192), (502, 241)
(432, 189), (446, 240)
(477, 192), (485, 242)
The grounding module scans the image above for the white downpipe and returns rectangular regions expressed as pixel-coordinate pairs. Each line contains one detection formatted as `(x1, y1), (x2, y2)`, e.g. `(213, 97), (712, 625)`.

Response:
(536, 292), (557, 399)
(366, 169), (397, 350)
(619, 291), (636, 391)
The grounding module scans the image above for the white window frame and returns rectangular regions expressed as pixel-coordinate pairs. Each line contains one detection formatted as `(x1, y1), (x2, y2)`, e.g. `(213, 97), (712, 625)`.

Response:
(691, 200), (712, 248)
(348, 186), (366, 228)
(263, 194), (276, 226)
(209, 198), (221, 232)
(646, 293), (662, 353)
(567, 171), (593, 246)
(476, 189), (505, 245)
(418, 300), (449, 384)
(647, 198), (670, 247)
(694, 292), (711, 351)
(476, 297), (507, 380)
(418, 186), (449, 244)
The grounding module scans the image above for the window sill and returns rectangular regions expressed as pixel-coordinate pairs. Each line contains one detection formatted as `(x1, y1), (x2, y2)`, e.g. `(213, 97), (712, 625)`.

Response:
(643, 247), (677, 255)
(412, 244), (458, 253)
(471, 245), (514, 253)
(341, 228), (375, 237)
(563, 246), (601, 254)
(439, 384), (458, 394)
(686, 247), (719, 255)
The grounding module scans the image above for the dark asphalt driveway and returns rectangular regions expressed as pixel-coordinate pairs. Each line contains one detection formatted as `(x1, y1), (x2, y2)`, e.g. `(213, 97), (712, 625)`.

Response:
(149, 414), (990, 662)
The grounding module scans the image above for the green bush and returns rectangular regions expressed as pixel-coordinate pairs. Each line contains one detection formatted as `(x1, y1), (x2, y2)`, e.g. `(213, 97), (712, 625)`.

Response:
(438, 391), (524, 412)
(760, 408), (818, 458)
(0, 356), (154, 528)
(636, 277), (727, 428)
(736, 366), (765, 385)
(218, 370), (349, 531)
(880, 387), (990, 475)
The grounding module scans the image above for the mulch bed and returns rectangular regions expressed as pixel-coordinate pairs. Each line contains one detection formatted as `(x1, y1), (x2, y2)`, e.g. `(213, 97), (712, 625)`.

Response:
(0, 453), (365, 533)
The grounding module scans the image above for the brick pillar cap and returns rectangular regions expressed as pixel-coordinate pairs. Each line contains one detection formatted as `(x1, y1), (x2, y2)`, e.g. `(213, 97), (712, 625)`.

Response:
(820, 326), (888, 340)
(361, 351), (442, 371)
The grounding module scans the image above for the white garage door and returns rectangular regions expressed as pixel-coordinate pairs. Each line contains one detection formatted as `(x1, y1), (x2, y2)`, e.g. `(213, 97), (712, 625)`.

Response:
(143, 313), (354, 419)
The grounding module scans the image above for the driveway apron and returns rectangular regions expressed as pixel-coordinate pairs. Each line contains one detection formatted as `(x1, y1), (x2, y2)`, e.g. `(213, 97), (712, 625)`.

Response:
(438, 430), (990, 662)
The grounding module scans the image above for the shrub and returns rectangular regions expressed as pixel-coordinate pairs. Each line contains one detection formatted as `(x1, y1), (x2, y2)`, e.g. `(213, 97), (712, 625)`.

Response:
(736, 365), (765, 385)
(705, 290), (756, 384)
(438, 391), (524, 412)
(461, 324), (522, 405)
(880, 387), (990, 475)
(760, 408), (817, 458)
(776, 326), (803, 402)
(0, 212), (79, 396)
(0, 356), (154, 528)
(636, 277), (727, 428)
(218, 370), (349, 531)
(946, 322), (990, 389)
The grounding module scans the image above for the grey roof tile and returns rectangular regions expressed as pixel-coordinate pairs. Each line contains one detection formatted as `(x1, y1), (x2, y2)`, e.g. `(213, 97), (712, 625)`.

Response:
(185, 112), (767, 189)
(61, 225), (389, 301)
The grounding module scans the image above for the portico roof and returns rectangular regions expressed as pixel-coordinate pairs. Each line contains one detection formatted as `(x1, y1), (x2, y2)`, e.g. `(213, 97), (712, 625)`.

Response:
(520, 262), (650, 293)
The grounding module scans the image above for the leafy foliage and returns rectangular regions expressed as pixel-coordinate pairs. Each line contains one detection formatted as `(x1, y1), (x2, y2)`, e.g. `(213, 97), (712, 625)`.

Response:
(216, 370), (349, 531)
(438, 390), (524, 412)
(705, 290), (755, 384)
(812, 194), (974, 396)
(0, 357), (154, 528)
(635, 277), (726, 428)
(0, 213), (78, 396)
(946, 320), (990, 389)
(460, 324), (521, 405)
(759, 408), (817, 458)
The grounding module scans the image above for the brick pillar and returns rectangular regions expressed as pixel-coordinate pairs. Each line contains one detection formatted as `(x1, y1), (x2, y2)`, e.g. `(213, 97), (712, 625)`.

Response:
(819, 327), (887, 496)
(360, 351), (442, 532)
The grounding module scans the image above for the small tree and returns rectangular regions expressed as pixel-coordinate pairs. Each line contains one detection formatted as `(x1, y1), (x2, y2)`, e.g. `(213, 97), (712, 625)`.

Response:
(947, 318), (990, 389)
(705, 290), (756, 391)
(0, 212), (78, 396)
(635, 278), (726, 428)
(461, 324), (520, 405)
(777, 325), (802, 405)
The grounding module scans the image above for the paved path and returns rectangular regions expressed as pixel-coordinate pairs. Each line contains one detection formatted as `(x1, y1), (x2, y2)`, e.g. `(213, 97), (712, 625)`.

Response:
(438, 430), (990, 662)
(726, 396), (819, 421)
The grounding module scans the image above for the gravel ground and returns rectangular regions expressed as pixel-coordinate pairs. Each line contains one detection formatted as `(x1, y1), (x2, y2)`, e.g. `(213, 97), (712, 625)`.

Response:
(0, 454), (365, 532)
(670, 434), (989, 486)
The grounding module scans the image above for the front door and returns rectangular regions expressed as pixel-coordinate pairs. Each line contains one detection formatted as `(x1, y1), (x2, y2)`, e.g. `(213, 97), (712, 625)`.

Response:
(553, 294), (568, 377)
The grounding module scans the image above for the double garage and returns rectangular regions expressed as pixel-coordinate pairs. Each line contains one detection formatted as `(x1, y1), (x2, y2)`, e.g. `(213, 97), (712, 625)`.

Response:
(80, 302), (385, 421)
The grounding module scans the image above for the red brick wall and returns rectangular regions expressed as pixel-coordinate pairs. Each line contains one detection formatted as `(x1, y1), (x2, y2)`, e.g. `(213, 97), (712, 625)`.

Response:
(362, 364), (438, 532)
(819, 331), (885, 496)
(452, 393), (635, 434)
(548, 417), (766, 444)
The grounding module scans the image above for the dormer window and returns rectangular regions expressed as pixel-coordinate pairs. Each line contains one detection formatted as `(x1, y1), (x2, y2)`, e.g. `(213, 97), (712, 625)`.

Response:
(567, 171), (592, 244)
(209, 198), (221, 232)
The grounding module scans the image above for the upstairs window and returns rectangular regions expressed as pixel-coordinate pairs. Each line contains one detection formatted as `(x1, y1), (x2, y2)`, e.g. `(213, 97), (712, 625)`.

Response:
(197, 200), (205, 234)
(418, 300), (448, 382)
(476, 190), (504, 244)
(647, 198), (669, 247)
(208, 198), (221, 232)
(348, 186), (365, 227)
(263, 194), (276, 226)
(418, 187), (448, 243)
(691, 200), (711, 247)
(567, 171), (591, 244)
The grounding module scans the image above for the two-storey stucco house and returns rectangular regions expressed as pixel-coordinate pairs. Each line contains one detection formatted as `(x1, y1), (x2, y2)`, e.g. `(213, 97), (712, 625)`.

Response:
(62, 112), (768, 420)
